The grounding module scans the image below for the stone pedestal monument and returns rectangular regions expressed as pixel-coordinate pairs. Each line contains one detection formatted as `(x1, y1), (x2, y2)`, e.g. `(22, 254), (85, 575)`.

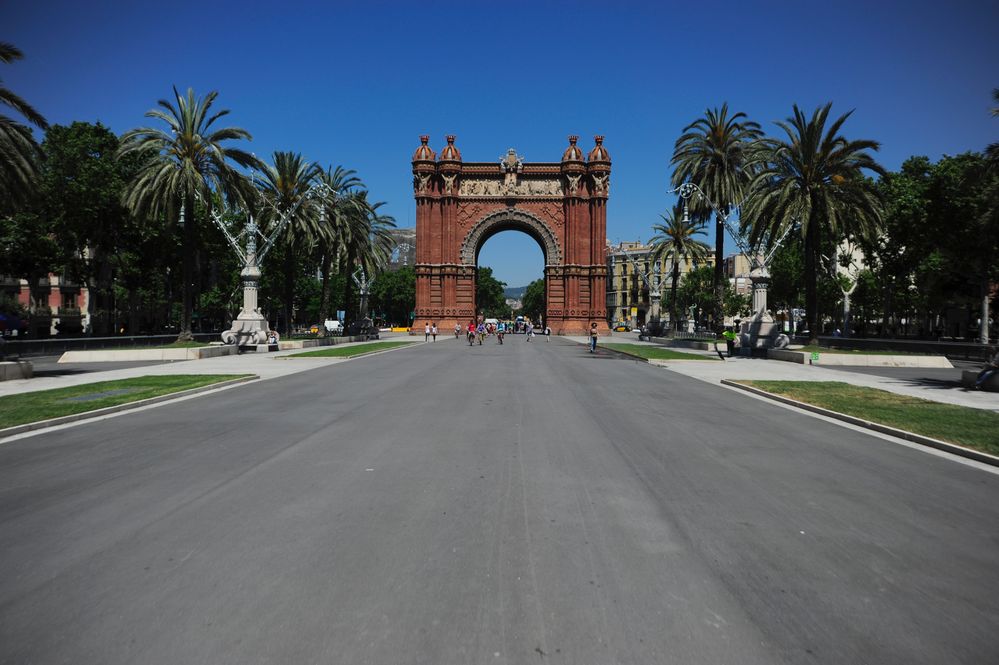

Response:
(220, 218), (272, 350)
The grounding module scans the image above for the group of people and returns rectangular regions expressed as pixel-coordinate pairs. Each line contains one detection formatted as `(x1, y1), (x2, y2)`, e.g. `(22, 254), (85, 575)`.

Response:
(425, 319), (602, 352)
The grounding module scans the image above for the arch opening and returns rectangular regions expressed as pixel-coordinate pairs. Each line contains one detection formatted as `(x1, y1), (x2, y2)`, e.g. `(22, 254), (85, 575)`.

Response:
(476, 229), (546, 322)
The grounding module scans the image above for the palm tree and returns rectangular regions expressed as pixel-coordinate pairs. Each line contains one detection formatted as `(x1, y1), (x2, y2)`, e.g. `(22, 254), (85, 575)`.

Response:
(649, 202), (711, 330)
(256, 151), (322, 335)
(0, 42), (48, 212)
(315, 165), (366, 322)
(118, 87), (259, 341)
(338, 192), (395, 326)
(671, 103), (761, 332)
(741, 103), (884, 344)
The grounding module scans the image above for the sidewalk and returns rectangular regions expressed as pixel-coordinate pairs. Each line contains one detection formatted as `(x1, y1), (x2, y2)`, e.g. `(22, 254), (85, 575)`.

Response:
(568, 335), (999, 413)
(0, 337), (413, 398)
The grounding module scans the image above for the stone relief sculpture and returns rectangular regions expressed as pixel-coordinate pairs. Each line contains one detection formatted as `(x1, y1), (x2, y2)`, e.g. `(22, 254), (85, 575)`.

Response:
(458, 179), (563, 197)
(441, 173), (457, 194)
(414, 173), (431, 194)
(592, 173), (609, 195)
(500, 148), (524, 190)
(566, 174), (582, 194)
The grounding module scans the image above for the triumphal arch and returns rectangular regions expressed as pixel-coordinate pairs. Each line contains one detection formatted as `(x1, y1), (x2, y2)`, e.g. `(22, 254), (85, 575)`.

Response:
(411, 135), (610, 335)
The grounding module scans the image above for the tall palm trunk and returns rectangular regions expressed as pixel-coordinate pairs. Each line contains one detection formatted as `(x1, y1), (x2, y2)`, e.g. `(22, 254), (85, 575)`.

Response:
(179, 192), (196, 342)
(713, 212), (725, 332)
(342, 253), (356, 325)
(283, 243), (295, 336)
(804, 221), (819, 344)
(669, 260), (680, 331)
(319, 250), (333, 322)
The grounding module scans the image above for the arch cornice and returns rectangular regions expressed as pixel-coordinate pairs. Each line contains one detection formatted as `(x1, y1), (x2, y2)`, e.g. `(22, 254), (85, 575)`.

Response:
(459, 207), (562, 266)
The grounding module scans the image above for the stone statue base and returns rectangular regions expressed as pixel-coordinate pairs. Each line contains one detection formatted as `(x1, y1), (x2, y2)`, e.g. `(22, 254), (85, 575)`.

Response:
(220, 309), (271, 349)
(739, 309), (781, 349)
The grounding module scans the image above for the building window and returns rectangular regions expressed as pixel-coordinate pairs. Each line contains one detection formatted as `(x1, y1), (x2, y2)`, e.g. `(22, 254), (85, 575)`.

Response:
(62, 292), (76, 309)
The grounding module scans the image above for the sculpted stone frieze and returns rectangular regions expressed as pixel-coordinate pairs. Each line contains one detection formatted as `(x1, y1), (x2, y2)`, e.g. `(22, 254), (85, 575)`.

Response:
(458, 178), (562, 197)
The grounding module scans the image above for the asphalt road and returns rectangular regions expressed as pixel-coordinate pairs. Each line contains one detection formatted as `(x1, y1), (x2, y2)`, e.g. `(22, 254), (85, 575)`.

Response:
(1, 337), (997, 664)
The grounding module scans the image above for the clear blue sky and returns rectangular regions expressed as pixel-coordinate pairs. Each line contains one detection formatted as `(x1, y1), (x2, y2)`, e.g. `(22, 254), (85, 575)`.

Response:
(7, 0), (998, 288)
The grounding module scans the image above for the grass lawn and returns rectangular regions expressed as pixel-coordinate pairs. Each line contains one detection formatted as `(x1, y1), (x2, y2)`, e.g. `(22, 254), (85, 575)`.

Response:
(795, 344), (936, 356)
(738, 380), (999, 454)
(0, 374), (253, 429)
(283, 341), (413, 358)
(602, 343), (720, 361)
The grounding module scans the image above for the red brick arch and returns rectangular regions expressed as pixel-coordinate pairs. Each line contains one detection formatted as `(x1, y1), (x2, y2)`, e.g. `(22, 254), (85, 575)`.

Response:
(411, 136), (610, 334)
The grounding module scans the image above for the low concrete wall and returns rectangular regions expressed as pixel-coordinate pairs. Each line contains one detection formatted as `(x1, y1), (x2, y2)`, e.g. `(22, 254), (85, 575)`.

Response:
(768, 349), (952, 368)
(644, 336), (716, 351)
(58, 345), (239, 363)
(278, 335), (373, 350)
(0, 361), (33, 381)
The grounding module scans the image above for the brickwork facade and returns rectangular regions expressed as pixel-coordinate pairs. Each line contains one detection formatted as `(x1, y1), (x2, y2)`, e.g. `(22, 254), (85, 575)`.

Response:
(411, 135), (610, 335)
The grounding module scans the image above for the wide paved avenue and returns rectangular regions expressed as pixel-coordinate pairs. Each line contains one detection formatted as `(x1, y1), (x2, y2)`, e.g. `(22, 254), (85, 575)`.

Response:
(1, 337), (997, 664)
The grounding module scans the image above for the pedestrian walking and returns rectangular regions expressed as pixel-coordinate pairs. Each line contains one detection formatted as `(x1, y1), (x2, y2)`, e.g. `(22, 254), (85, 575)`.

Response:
(454, 323), (461, 339)
(424, 322), (431, 342)
(431, 323), (438, 342)
(544, 325), (551, 342)
(589, 322), (598, 353)
(526, 321), (534, 341)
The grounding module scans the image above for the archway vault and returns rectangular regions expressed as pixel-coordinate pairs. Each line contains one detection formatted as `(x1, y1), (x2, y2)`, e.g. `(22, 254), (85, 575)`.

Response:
(460, 208), (561, 267)
(410, 134), (611, 335)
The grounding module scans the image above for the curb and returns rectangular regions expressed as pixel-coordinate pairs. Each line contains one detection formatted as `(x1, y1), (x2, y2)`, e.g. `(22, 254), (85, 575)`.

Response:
(276, 341), (418, 360)
(0, 375), (258, 440)
(720, 379), (999, 467)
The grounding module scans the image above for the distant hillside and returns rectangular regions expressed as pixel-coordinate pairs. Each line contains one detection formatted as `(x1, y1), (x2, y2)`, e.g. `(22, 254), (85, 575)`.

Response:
(504, 286), (527, 299)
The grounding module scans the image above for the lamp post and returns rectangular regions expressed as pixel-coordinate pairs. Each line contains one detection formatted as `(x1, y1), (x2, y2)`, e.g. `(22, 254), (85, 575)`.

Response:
(668, 181), (794, 347)
(189, 181), (342, 349)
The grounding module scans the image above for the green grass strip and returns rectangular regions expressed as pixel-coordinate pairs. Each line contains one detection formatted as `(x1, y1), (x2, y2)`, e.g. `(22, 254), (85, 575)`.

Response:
(283, 341), (414, 358)
(738, 380), (999, 454)
(0, 374), (253, 429)
(602, 343), (720, 361)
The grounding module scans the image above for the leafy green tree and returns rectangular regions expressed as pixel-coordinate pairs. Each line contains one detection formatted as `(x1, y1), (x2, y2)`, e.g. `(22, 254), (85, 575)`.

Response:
(370, 265), (415, 326)
(987, 88), (999, 167)
(927, 152), (998, 342)
(521, 278), (545, 323)
(38, 122), (141, 334)
(863, 156), (935, 336)
(476, 266), (507, 317)
(0, 42), (48, 212)
(118, 87), (260, 341)
(649, 202), (711, 329)
(743, 103), (885, 343)
(671, 103), (761, 331)
(257, 151), (322, 334)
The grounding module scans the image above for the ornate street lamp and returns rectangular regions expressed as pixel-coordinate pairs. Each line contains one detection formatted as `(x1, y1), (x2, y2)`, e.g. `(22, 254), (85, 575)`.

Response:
(668, 182), (794, 347)
(185, 181), (343, 349)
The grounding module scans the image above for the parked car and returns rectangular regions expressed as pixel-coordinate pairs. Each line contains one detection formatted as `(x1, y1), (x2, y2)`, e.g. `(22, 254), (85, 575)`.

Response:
(612, 321), (631, 332)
